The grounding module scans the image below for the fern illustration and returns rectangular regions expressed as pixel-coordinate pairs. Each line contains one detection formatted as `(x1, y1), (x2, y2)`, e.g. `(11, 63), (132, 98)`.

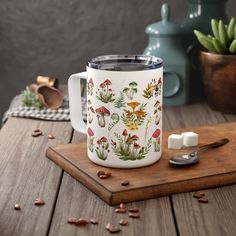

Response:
(114, 92), (126, 108)
(108, 113), (119, 136)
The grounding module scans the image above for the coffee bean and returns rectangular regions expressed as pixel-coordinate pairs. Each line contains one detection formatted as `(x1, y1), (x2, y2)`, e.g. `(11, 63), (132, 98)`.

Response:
(109, 226), (121, 233)
(14, 204), (21, 210)
(97, 170), (105, 177)
(48, 134), (55, 139)
(90, 218), (98, 224)
(129, 208), (139, 213)
(97, 170), (112, 179)
(34, 129), (41, 132)
(99, 174), (109, 179)
(119, 203), (125, 209)
(106, 172), (112, 177)
(121, 180), (130, 186)
(115, 208), (126, 213)
(193, 191), (205, 199)
(68, 217), (78, 224)
(107, 224), (121, 233)
(32, 130), (43, 137)
(129, 212), (140, 218)
(75, 218), (89, 226)
(119, 219), (128, 226)
(198, 198), (209, 204)
(34, 198), (45, 206)
(106, 223), (112, 230)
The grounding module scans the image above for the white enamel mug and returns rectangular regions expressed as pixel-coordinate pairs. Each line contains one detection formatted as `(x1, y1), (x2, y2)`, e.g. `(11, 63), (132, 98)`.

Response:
(68, 55), (163, 168)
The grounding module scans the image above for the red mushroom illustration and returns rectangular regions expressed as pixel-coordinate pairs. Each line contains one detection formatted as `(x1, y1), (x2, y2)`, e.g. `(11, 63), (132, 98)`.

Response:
(87, 78), (94, 96)
(122, 129), (128, 136)
(103, 79), (112, 86)
(87, 127), (94, 152)
(95, 106), (110, 127)
(99, 82), (106, 89)
(96, 79), (115, 103)
(152, 128), (161, 152)
(111, 130), (152, 160)
(95, 136), (110, 160)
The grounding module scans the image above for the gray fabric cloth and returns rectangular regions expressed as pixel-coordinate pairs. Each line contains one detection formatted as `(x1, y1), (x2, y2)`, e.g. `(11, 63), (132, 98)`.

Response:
(2, 94), (87, 123)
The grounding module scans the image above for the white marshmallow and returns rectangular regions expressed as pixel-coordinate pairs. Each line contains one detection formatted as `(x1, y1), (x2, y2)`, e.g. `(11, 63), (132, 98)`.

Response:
(168, 134), (183, 149)
(182, 132), (199, 147)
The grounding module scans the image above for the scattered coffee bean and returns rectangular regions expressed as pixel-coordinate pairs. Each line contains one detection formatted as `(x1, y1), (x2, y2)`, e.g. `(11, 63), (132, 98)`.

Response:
(97, 170), (105, 177)
(198, 198), (209, 204)
(109, 225), (121, 233)
(47, 134), (55, 139)
(106, 224), (121, 233)
(106, 223), (112, 230)
(193, 191), (205, 199)
(32, 130), (43, 137)
(75, 218), (89, 226)
(106, 172), (112, 177)
(121, 180), (130, 186)
(99, 174), (110, 179)
(34, 198), (45, 206)
(97, 170), (112, 179)
(119, 219), (128, 226)
(115, 208), (126, 213)
(119, 203), (125, 209)
(68, 217), (78, 224)
(129, 212), (140, 218)
(14, 204), (21, 210)
(129, 208), (139, 213)
(90, 218), (98, 224)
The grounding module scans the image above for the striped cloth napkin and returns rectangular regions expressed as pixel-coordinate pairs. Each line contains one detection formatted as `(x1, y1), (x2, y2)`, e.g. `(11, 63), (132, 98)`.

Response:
(2, 95), (87, 123)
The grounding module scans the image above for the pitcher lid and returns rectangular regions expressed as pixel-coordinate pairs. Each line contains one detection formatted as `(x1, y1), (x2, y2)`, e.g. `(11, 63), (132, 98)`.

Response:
(145, 3), (182, 36)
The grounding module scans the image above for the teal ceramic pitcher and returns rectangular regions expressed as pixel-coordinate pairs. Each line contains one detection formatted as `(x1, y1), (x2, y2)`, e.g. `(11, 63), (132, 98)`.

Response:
(144, 3), (189, 106)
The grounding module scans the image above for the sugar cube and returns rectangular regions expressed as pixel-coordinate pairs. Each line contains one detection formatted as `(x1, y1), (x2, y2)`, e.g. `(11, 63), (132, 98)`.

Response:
(182, 132), (199, 147)
(168, 134), (183, 149)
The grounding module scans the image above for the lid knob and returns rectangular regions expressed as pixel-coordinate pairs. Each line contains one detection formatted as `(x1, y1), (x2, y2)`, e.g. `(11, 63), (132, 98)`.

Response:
(161, 3), (170, 22)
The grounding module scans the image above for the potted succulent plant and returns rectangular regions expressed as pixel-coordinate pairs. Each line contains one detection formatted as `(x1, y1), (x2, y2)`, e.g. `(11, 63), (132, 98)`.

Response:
(194, 17), (236, 113)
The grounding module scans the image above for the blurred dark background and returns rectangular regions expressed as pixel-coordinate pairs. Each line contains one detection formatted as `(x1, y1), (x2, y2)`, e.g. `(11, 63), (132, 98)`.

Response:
(0, 0), (235, 120)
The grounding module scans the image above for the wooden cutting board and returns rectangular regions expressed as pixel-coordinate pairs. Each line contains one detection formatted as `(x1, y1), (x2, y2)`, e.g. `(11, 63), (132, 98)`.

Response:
(46, 122), (236, 205)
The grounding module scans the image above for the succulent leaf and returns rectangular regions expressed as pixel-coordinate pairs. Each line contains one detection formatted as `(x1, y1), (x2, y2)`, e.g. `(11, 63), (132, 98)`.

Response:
(194, 30), (207, 39)
(211, 19), (220, 40)
(193, 30), (217, 53)
(227, 18), (236, 40)
(234, 25), (236, 40)
(229, 40), (236, 54)
(212, 38), (227, 54)
(218, 20), (230, 47)
(194, 17), (236, 54)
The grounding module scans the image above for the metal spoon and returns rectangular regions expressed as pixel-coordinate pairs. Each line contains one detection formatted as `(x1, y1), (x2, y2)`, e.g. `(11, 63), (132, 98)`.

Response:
(169, 138), (229, 166)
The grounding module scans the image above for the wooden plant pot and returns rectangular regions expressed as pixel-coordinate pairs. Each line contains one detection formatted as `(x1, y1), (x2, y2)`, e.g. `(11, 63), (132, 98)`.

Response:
(200, 51), (236, 114)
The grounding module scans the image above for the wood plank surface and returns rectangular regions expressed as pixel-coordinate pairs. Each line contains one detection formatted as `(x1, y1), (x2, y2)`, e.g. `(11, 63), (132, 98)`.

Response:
(165, 104), (236, 236)
(0, 118), (72, 236)
(2, 95), (236, 236)
(48, 131), (177, 236)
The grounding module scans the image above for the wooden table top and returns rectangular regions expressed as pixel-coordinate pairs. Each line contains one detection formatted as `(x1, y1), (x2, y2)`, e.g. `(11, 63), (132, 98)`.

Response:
(1, 91), (236, 236)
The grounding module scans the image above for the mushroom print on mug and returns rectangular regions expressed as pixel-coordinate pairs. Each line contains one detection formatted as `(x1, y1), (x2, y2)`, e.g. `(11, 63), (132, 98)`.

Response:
(68, 55), (163, 168)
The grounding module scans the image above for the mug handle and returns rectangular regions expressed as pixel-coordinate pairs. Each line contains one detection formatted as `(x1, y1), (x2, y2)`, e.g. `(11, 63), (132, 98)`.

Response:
(68, 72), (87, 134)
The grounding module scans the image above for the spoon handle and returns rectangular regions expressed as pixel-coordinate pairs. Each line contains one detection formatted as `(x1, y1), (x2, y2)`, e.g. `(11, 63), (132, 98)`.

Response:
(194, 138), (229, 154)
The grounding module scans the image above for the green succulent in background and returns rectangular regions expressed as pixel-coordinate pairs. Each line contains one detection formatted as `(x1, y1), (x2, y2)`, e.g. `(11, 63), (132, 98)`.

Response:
(194, 17), (236, 54)
(22, 86), (44, 109)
